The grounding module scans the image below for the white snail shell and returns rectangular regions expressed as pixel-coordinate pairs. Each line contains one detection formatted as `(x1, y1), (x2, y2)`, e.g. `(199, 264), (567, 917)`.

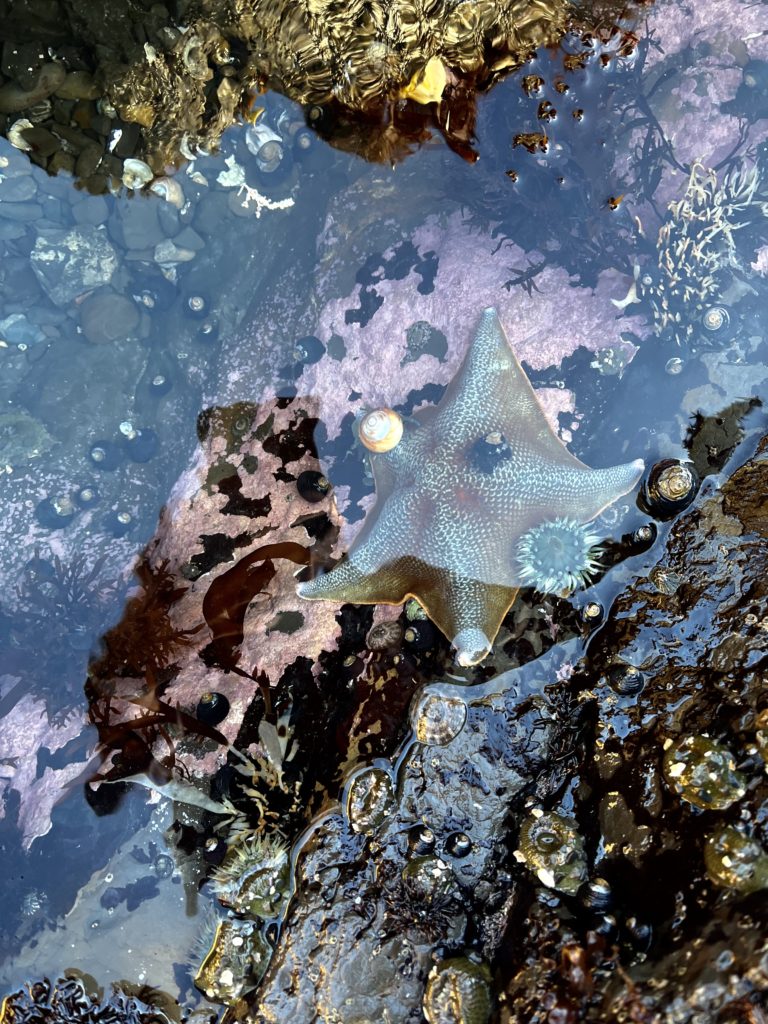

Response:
(358, 408), (403, 453)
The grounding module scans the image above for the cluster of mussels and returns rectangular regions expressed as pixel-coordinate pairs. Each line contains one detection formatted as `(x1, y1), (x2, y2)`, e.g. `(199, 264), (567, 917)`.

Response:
(0, 0), (641, 181)
(0, 975), (179, 1024)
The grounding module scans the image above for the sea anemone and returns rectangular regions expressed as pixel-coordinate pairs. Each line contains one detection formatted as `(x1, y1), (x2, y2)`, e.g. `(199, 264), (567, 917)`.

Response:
(209, 831), (290, 920)
(515, 517), (602, 595)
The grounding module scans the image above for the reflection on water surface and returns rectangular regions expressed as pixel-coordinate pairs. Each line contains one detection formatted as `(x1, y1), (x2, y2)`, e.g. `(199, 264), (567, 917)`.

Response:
(0, 0), (767, 1020)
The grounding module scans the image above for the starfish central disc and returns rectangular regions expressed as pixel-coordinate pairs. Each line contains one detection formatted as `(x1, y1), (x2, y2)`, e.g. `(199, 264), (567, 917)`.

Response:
(298, 308), (644, 665)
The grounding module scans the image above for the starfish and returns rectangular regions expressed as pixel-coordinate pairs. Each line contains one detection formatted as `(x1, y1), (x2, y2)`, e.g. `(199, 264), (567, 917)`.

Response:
(298, 308), (644, 666)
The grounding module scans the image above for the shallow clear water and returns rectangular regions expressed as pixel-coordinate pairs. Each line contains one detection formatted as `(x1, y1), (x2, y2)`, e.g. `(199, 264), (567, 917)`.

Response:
(1, 0), (767, 1019)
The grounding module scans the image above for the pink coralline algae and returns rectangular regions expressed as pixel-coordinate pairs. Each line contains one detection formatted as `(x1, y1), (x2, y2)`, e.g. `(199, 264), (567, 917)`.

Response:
(752, 245), (768, 277)
(0, 682), (89, 848)
(295, 213), (642, 440)
(90, 398), (345, 779)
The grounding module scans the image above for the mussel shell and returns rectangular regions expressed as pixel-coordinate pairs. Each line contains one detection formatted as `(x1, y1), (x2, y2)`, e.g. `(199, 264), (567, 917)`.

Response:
(579, 877), (613, 913)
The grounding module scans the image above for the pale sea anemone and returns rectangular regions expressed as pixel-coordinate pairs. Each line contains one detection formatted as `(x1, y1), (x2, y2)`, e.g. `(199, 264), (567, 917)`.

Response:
(515, 517), (602, 595)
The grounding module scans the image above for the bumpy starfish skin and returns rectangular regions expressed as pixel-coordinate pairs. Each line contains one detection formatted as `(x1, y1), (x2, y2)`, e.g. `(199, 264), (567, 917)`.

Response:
(299, 308), (644, 665)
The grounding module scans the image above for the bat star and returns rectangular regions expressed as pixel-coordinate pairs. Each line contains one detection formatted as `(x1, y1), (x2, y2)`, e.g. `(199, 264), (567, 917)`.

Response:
(298, 308), (644, 665)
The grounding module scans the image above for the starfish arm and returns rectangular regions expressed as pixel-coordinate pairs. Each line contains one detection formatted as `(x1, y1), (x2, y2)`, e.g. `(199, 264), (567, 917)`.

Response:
(297, 557), (410, 605)
(561, 459), (645, 522)
(298, 487), (429, 605)
(415, 568), (519, 667)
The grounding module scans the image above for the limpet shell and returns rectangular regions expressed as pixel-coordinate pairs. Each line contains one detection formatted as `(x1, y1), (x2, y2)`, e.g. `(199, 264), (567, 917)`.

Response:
(514, 810), (587, 895)
(704, 826), (768, 894)
(663, 735), (746, 811)
(410, 691), (467, 746)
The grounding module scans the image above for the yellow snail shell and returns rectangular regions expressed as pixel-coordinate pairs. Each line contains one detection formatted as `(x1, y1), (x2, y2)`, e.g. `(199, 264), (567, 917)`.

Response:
(358, 408), (403, 453)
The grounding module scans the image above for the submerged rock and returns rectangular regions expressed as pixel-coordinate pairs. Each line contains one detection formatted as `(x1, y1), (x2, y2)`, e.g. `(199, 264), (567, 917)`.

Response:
(29, 227), (118, 306)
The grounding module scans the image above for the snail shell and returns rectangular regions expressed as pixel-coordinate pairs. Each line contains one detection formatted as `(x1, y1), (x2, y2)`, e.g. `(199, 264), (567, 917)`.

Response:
(358, 408), (403, 453)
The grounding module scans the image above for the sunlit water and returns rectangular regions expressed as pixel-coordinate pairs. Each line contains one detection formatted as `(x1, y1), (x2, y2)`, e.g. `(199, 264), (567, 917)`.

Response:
(1, 0), (766, 1017)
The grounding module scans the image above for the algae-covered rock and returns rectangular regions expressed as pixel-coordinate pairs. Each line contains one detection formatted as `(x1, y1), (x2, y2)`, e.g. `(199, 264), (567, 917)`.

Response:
(0, 410), (54, 466)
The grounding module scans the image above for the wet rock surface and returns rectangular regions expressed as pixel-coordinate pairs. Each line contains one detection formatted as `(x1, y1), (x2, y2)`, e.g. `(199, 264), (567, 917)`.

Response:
(0, 0), (767, 1018)
(237, 430), (768, 1022)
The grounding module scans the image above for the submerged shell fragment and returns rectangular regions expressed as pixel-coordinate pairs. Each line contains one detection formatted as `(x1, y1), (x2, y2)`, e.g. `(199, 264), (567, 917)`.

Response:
(122, 157), (154, 189)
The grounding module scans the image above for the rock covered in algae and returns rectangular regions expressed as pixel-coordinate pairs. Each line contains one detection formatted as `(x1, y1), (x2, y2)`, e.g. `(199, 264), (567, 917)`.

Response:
(0, 974), (179, 1024)
(228, 646), (567, 1022)
(0, 0), (637, 178)
(0, 411), (53, 467)
(233, 434), (768, 1022)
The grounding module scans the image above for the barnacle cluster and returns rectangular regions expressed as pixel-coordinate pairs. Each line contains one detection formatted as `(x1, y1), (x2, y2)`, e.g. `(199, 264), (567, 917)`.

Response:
(344, 765), (396, 834)
(628, 160), (768, 345)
